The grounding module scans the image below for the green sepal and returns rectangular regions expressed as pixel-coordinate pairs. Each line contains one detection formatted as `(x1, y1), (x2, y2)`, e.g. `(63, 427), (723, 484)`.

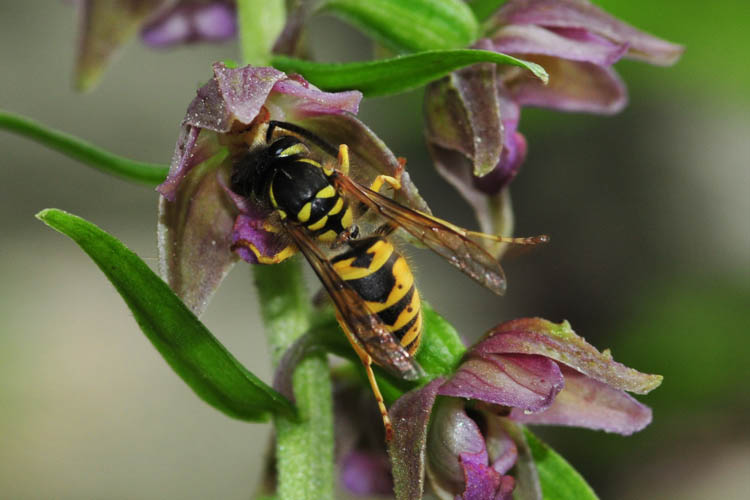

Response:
(319, 0), (478, 53)
(524, 427), (599, 500)
(271, 49), (548, 97)
(36, 209), (296, 422)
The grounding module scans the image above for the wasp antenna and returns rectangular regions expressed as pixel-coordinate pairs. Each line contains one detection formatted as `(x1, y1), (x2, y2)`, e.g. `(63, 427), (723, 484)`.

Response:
(267, 120), (339, 157)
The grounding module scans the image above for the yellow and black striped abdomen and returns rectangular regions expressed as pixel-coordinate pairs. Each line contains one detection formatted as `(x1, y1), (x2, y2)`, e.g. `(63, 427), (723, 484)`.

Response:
(331, 237), (423, 355)
(268, 158), (354, 243)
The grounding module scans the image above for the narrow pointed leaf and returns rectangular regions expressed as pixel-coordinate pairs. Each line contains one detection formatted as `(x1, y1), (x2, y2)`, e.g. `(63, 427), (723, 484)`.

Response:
(37, 209), (295, 421)
(0, 110), (168, 185)
(271, 50), (548, 97)
(523, 428), (598, 500)
(320, 0), (478, 53)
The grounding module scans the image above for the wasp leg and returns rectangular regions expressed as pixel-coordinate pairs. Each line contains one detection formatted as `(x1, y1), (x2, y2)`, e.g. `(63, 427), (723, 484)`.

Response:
(231, 240), (297, 264)
(336, 144), (350, 176)
(369, 174), (402, 194)
(337, 314), (394, 442)
(369, 156), (405, 193)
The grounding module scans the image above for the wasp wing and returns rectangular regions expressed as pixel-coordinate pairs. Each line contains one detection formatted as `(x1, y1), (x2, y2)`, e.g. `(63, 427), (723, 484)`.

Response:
(333, 174), (507, 295)
(284, 223), (423, 380)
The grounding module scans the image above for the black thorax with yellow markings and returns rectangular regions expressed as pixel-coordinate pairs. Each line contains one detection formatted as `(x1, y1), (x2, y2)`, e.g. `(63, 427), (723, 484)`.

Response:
(331, 236), (423, 355)
(231, 134), (354, 243)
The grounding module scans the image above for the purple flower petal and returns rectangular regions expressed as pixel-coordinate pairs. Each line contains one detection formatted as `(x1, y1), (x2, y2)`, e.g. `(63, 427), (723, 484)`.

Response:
(510, 366), (653, 435)
(157, 155), (239, 316)
(388, 379), (444, 500)
(460, 451), (505, 500)
(440, 354), (564, 412)
(141, 1), (237, 48)
(491, 24), (628, 67)
(424, 53), (504, 177)
(427, 398), (488, 495)
(158, 126), (209, 201)
(231, 213), (289, 264)
(472, 318), (663, 394)
(483, 416), (518, 475)
(425, 73), (521, 257)
(504, 55), (628, 114)
(272, 77), (362, 119)
(198, 64), (288, 131)
(492, 0), (683, 65)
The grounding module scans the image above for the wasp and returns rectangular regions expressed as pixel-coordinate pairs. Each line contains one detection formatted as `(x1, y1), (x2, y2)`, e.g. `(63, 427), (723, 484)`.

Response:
(230, 117), (547, 439)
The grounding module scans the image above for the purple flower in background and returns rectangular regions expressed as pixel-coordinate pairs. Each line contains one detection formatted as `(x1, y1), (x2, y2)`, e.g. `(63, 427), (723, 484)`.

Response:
(73, 0), (237, 90)
(141, 0), (236, 47)
(156, 62), (428, 316)
(388, 318), (662, 499)
(425, 0), (683, 250)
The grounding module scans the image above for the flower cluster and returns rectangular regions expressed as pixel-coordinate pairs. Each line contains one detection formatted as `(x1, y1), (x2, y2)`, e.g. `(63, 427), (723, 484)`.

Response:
(156, 62), (428, 315)
(347, 318), (661, 499)
(73, 0), (236, 89)
(424, 0), (683, 245)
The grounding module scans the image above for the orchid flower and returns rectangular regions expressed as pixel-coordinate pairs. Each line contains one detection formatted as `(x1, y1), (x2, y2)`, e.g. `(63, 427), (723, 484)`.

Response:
(156, 62), (427, 315)
(73, 0), (236, 90)
(425, 0), (684, 250)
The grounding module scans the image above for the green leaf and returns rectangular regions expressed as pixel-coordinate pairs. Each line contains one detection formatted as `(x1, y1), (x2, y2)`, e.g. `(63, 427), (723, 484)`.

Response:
(466, 0), (508, 22)
(415, 303), (467, 377)
(524, 428), (599, 500)
(0, 109), (168, 185)
(237, 0), (286, 65)
(271, 49), (548, 97)
(36, 209), (295, 421)
(320, 0), (478, 53)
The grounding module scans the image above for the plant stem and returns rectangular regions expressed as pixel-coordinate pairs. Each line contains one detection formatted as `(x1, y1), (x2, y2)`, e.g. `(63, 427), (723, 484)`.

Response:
(0, 109), (168, 185)
(236, 0), (286, 66)
(254, 258), (335, 500)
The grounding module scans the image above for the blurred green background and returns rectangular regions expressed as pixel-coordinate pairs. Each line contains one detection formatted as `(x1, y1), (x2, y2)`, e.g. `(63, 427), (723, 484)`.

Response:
(1, 1), (748, 499)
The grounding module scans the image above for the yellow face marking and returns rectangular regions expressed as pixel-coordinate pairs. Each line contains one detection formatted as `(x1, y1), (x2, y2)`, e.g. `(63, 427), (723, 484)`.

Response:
(278, 210), (287, 220)
(297, 202), (312, 222)
(307, 215), (328, 231)
(341, 207), (354, 229)
(269, 184), (278, 209)
(333, 240), (394, 281)
(328, 197), (344, 216)
(365, 258), (415, 313)
(318, 230), (338, 242)
(316, 185), (336, 198)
